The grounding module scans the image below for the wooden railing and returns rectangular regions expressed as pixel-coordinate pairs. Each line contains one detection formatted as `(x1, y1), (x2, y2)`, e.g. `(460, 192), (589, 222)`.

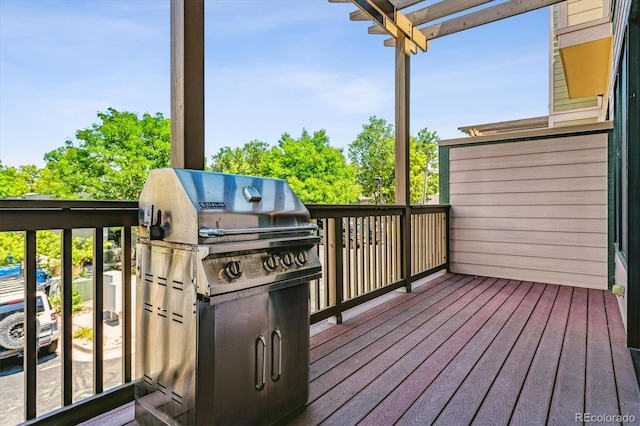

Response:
(0, 200), (138, 425)
(0, 200), (448, 423)
(307, 204), (449, 324)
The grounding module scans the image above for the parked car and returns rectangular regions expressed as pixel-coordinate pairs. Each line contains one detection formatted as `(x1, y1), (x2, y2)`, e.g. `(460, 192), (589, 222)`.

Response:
(0, 290), (60, 360)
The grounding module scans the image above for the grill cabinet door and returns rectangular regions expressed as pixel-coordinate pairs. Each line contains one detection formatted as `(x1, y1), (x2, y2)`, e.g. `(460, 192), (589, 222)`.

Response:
(213, 293), (269, 425)
(268, 283), (310, 423)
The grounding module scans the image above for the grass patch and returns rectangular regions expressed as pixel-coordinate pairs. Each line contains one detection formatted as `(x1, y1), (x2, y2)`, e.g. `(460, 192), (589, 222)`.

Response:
(73, 326), (93, 341)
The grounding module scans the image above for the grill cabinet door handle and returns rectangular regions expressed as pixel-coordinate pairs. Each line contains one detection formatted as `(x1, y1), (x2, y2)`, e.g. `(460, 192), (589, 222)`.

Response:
(199, 224), (318, 238)
(255, 335), (266, 391)
(271, 328), (282, 382)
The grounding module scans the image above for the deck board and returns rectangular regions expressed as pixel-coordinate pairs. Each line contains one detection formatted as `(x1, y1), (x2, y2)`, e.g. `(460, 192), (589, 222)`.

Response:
(331, 278), (511, 425)
(292, 276), (497, 425)
(473, 284), (559, 425)
(310, 274), (463, 363)
(432, 282), (544, 425)
(81, 273), (640, 426)
(306, 276), (475, 403)
(548, 287), (588, 424)
(585, 289), (620, 421)
(510, 285), (572, 424)
(604, 292), (640, 425)
(361, 278), (516, 425)
(328, 279), (504, 424)
(398, 279), (532, 425)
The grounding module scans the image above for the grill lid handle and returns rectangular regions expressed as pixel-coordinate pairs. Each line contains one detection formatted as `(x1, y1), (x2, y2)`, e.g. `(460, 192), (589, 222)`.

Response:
(199, 224), (318, 238)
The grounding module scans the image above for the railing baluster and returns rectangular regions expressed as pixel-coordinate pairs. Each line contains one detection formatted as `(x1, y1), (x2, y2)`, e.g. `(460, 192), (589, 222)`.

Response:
(24, 230), (37, 421)
(62, 228), (73, 406)
(122, 227), (132, 383)
(322, 218), (329, 310)
(93, 227), (104, 394)
(305, 205), (448, 325)
(328, 218), (343, 323)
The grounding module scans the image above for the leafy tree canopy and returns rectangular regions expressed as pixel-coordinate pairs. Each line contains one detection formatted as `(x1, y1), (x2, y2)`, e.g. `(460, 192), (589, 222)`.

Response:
(209, 140), (269, 176)
(39, 108), (171, 200)
(410, 127), (440, 204)
(348, 116), (395, 203)
(4, 111), (438, 205)
(0, 162), (42, 198)
(211, 129), (361, 204)
(0, 231), (92, 273)
(348, 116), (439, 204)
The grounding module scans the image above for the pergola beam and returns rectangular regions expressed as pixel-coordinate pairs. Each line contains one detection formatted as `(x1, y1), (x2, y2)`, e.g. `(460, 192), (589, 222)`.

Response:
(350, 0), (423, 21)
(369, 0), (493, 34)
(349, 0), (428, 52)
(351, 0), (395, 27)
(383, 0), (565, 45)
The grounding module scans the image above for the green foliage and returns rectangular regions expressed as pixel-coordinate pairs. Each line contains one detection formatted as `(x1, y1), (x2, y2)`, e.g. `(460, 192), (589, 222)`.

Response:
(409, 128), (440, 204)
(263, 129), (360, 204)
(0, 162), (41, 198)
(39, 108), (171, 200)
(348, 116), (396, 203)
(0, 232), (24, 265)
(0, 231), (93, 276)
(4, 109), (439, 207)
(49, 288), (84, 315)
(348, 117), (439, 204)
(210, 140), (269, 176)
(210, 129), (360, 204)
(73, 326), (93, 341)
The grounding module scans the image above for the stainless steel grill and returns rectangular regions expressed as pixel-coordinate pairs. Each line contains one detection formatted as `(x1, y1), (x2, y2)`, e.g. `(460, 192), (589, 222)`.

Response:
(135, 168), (321, 425)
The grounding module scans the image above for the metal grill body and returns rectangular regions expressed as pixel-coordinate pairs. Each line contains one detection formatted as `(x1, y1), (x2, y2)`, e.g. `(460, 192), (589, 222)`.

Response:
(135, 168), (321, 425)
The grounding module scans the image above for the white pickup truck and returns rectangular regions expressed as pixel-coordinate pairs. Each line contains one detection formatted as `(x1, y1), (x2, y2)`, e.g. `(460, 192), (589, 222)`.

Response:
(0, 289), (60, 360)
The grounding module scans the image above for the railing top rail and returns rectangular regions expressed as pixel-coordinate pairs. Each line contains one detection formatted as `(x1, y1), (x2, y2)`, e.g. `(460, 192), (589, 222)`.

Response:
(0, 200), (139, 232)
(307, 205), (405, 218)
(0, 199), (138, 210)
(307, 204), (450, 218)
(409, 204), (450, 210)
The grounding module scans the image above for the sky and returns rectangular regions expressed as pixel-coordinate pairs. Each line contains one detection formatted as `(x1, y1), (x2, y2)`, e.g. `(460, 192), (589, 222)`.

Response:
(0, 0), (550, 168)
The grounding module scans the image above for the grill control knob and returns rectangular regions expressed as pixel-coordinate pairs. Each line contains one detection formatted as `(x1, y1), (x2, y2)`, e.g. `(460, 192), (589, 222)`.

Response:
(224, 261), (242, 280)
(281, 252), (295, 269)
(263, 255), (278, 272)
(295, 251), (308, 266)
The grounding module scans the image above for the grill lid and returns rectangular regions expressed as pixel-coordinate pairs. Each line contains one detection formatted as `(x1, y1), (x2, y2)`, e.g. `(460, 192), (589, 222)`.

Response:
(138, 168), (315, 245)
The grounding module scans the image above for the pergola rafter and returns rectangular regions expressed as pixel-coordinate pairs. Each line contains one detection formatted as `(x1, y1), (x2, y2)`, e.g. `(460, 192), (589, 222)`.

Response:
(333, 0), (566, 44)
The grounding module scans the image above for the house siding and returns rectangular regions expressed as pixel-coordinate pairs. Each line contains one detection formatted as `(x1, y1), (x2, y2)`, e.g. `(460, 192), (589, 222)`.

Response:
(567, 0), (605, 26)
(552, 5), (600, 113)
(447, 132), (609, 289)
(554, 116), (599, 126)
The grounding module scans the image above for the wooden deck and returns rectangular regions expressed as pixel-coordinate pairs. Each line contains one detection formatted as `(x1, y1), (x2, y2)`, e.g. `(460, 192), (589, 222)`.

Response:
(82, 273), (640, 426)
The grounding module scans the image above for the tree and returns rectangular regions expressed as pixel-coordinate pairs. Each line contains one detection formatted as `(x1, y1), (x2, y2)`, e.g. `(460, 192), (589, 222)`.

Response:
(39, 108), (171, 200)
(0, 162), (41, 198)
(210, 130), (360, 204)
(262, 129), (360, 204)
(0, 231), (92, 276)
(348, 116), (439, 204)
(410, 128), (440, 204)
(348, 117), (395, 203)
(209, 140), (269, 176)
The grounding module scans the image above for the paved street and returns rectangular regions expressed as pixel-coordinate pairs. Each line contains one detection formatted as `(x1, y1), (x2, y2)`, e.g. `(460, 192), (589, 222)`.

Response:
(0, 350), (125, 426)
